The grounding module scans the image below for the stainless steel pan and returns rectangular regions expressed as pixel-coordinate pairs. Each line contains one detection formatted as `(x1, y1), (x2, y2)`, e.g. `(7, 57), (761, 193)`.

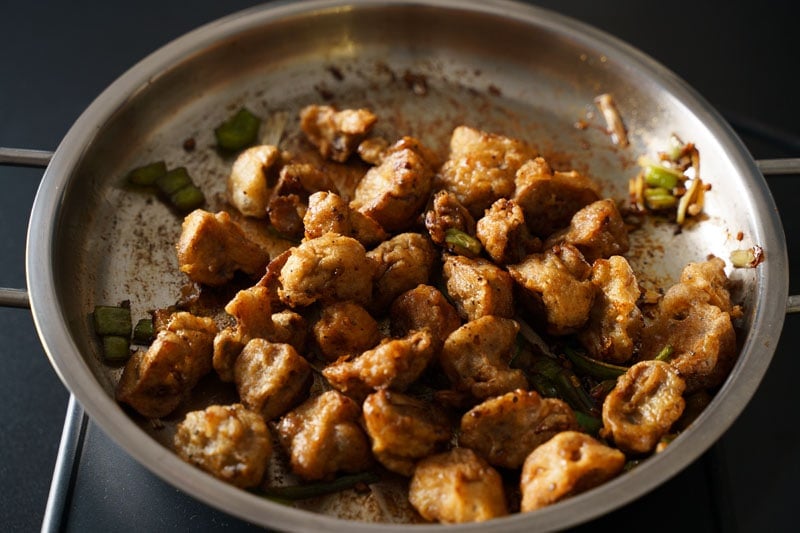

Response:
(1, 0), (798, 530)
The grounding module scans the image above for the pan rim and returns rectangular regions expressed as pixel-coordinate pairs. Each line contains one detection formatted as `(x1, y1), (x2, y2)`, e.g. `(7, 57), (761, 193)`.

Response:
(25, 0), (788, 531)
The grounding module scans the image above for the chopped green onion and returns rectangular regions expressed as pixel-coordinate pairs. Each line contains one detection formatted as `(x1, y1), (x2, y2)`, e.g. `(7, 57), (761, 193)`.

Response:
(444, 228), (482, 256)
(654, 345), (674, 362)
(643, 164), (681, 190)
(563, 346), (628, 380)
(643, 187), (677, 209)
(215, 107), (261, 152)
(253, 471), (379, 501)
(133, 318), (155, 345)
(574, 411), (602, 436)
(170, 184), (205, 213)
(127, 161), (167, 186)
(93, 305), (132, 337)
(529, 373), (560, 399)
(155, 167), (192, 196)
(102, 335), (131, 362)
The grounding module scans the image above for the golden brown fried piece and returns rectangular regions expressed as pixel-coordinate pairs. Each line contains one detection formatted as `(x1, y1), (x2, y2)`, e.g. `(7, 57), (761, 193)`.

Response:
(409, 447), (508, 523)
(176, 210), (269, 286)
(117, 312), (217, 418)
(362, 390), (451, 476)
(436, 125), (536, 217)
(234, 338), (312, 422)
(601, 360), (686, 454)
(459, 389), (578, 469)
(277, 390), (373, 480)
(174, 403), (271, 489)
(520, 431), (625, 512)
(440, 316), (528, 400)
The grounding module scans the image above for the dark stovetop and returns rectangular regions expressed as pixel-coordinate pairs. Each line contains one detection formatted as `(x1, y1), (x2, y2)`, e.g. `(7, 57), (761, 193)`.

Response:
(1, 1), (798, 531)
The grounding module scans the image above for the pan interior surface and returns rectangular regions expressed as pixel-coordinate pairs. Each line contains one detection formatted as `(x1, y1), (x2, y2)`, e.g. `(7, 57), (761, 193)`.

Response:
(27, 1), (786, 531)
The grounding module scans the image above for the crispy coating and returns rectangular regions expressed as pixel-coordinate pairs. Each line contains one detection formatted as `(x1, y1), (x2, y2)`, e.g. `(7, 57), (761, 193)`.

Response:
(424, 190), (477, 252)
(641, 281), (736, 392)
(234, 338), (312, 421)
(177, 210), (270, 286)
(409, 447), (508, 523)
(389, 284), (462, 349)
(513, 157), (600, 238)
(213, 285), (274, 382)
(312, 301), (382, 361)
(544, 199), (629, 262)
(322, 330), (436, 402)
(278, 232), (375, 308)
(601, 360), (686, 454)
(436, 125), (536, 217)
(476, 198), (541, 265)
(352, 137), (436, 232)
(277, 390), (373, 480)
(267, 163), (339, 238)
(678, 256), (733, 312)
(117, 312), (217, 418)
(174, 403), (271, 488)
(303, 191), (388, 247)
(268, 309), (308, 354)
(459, 390), (578, 469)
(442, 255), (515, 321)
(578, 256), (643, 364)
(508, 243), (595, 335)
(362, 390), (452, 476)
(300, 104), (377, 162)
(440, 316), (528, 400)
(367, 232), (437, 313)
(227, 144), (282, 218)
(520, 431), (626, 512)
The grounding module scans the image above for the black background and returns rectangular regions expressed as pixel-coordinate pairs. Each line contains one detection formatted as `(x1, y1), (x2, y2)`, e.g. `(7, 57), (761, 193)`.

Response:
(1, 1), (798, 531)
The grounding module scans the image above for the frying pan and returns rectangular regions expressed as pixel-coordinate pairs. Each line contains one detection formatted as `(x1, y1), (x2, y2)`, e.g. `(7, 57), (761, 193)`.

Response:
(1, 0), (798, 530)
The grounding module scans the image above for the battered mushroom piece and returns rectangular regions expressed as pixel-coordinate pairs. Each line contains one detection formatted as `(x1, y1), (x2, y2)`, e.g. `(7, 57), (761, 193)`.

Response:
(436, 125), (536, 217)
(424, 190), (477, 252)
(276, 390), (373, 480)
(300, 104), (377, 162)
(177, 210), (270, 286)
(117, 312), (217, 418)
(442, 255), (515, 321)
(439, 316), (528, 400)
(513, 157), (601, 238)
(303, 190), (388, 247)
(367, 232), (437, 313)
(357, 137), (389, 165)
(278, 232), (375, 308)
(520, 431), (626, 512)
(601, 360), (686, 454)
(213, 285), (274, 382)
(508, 243), (596, 335)
(267, 163), (339, 238)
(269, 309), (308, 354)
(234, 338), (312, 421)
(174, 403), (271, 489)
(476, 198), (540, 265)
(362, 390), (452, 476)
(578, 256), (643, 364)
(543, 199), (629, 262)
(351, 136), (436, 232)
(312, 301), (382, 362)
(640, 281), (736, 392)
(459, 390), (578, 469)
(227, 144), (283, 218)
(322, 330), (436, 402)
(389, 284), (461, 349)
(678, 256), (733, 312)
(409, 447), (508, 523)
